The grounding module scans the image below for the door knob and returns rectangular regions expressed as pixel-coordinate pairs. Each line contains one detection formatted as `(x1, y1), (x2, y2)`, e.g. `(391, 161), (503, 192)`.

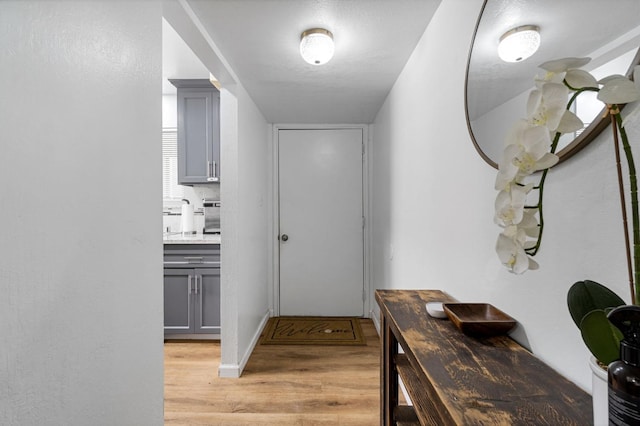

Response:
(281, 234), (289, 242)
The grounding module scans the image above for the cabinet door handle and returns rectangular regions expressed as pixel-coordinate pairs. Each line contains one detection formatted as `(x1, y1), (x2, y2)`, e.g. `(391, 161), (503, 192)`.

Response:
(195, 275), (200, 295)
(188, 274), (193, 294)
(206, 161), (219, 182)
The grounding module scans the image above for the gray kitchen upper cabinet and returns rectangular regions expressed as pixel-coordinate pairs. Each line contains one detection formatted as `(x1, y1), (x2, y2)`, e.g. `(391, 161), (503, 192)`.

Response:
(170, 79), (220, 184)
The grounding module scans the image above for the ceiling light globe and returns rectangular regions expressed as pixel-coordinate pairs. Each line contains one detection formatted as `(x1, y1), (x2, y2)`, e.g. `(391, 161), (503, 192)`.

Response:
(498, 25), (540, 63)
(300, 28), (334, 65)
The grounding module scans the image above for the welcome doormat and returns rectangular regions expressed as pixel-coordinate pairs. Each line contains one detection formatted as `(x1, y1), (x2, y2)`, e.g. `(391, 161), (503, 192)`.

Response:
(260, 316), (366, 346)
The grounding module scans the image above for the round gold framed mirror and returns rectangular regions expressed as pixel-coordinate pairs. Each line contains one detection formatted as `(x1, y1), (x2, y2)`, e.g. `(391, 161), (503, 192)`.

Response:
(465, 0), (640, 168)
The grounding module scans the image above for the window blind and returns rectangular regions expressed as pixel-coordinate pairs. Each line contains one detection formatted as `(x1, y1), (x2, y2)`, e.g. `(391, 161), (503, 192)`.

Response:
(162, 128), (183, 199)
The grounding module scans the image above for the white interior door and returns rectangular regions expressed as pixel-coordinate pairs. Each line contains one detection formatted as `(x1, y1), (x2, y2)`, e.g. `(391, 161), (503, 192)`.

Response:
(278, 128), (364, 317)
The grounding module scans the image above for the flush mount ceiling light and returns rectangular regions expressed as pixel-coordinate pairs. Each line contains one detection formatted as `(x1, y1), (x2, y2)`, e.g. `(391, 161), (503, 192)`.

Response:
(300, 28), (334, 65)
(498, 25), (541, 63)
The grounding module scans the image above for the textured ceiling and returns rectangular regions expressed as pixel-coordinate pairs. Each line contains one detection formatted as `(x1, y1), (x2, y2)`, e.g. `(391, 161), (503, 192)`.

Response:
(164, 0), (441, 124)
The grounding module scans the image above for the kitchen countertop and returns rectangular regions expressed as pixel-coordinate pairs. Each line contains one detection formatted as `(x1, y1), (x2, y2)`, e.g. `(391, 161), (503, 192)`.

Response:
(163, 232), (221, 244)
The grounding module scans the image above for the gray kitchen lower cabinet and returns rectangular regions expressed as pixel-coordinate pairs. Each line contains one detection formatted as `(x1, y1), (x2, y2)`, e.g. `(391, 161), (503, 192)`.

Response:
(164, 244), (220, 338)
(164, 269), (192, 332)
(194, 267), (221, 333)
(164, 268), (220, 335)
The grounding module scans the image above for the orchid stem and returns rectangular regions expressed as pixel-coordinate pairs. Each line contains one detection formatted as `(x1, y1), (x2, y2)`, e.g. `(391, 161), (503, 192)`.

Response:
(528, 131), (562, 256)
(614, 111), (639, 305)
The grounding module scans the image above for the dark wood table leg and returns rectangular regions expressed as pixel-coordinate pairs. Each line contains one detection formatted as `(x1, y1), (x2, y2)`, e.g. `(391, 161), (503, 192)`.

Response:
(381, 313), (399, 425)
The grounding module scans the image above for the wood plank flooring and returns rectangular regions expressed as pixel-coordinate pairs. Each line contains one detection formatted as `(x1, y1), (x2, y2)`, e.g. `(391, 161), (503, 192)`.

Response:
(164, 319), (380, 425)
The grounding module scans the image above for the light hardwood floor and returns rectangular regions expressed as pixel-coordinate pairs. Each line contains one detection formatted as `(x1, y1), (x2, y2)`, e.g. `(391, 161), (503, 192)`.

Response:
(164, 319), (380, 425)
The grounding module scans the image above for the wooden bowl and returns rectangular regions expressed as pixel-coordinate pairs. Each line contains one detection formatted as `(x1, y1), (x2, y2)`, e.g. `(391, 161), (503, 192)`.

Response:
(442, 303), (516, 337)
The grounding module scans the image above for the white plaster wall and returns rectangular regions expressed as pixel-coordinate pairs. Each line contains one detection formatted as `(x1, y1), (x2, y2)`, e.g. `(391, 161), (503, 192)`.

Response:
(236, 88), (270, 362)
(219, 84), (270, 377)
(0, 1), (164, 424)
(219, 87), (241, 375)
(372, 0), (635, 392)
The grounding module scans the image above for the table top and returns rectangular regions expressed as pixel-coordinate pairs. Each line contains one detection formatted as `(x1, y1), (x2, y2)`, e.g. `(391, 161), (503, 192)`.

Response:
(375, 289), (592, 425)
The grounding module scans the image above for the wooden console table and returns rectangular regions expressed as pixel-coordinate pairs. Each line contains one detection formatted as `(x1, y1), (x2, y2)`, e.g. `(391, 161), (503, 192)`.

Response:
(376, 289), (592, 425)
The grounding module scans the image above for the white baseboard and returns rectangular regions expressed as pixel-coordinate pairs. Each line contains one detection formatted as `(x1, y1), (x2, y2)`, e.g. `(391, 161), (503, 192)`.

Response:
(370, 309), (381, 336)
(239, 311), (270, 373)
(217, 363), (240, 378)
(217, 310), (271, 378)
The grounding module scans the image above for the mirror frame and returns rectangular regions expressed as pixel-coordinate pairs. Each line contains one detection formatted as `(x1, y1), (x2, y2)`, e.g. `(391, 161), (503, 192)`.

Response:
(465, 0), (640, 169)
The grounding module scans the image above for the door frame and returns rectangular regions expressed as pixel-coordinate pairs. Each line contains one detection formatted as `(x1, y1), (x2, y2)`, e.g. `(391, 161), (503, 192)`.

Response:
(269, 124), (371, 317)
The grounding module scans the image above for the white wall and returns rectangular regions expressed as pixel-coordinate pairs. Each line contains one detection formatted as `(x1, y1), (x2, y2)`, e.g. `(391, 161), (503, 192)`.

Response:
(218, 84), (270, 377)
(0, 1), (164, 424)
(372, 0), (636, 392)
(230, 87), (270, 373)
(236, 89), (270, 363)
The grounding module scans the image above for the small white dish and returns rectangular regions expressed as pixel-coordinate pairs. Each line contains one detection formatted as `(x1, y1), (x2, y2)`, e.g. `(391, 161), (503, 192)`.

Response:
(426, 302), (448, 319)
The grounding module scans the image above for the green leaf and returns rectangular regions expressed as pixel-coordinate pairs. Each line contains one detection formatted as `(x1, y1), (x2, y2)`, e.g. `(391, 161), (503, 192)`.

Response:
(567, 280), (625, 328)
(580, 310), (623, 365)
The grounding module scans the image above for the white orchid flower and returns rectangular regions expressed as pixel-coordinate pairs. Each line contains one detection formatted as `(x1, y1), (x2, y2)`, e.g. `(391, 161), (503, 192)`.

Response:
(556, 110), (584, 134)
(495, 143), (522, 190)
(506, 224), (538, 271)
(496, 228), (539, 274)
(519, 209), (540, 239)
(491, 56), (640, 276)
(622, 66), (640, 129)
(527, 83), (574, 132)
(534, 73), (564, 87)
(495, 121), (528, 190)
(495, 123), (559, 189)
(494, 183), (533, 227)
(511, 125), (559, 176)
(598, 74), (640, 105)
(495, 167), (517, 191)
(536, 57), (592, 86)
(539, 57), (591, 73)
(564, 69), (598, 89)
